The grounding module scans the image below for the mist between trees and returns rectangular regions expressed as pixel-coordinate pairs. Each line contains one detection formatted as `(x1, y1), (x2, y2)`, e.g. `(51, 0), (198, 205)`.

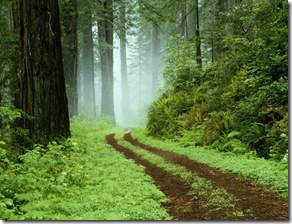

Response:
(1, 0), (167, 145)
(0, 0), (288, 155)
(69, 0), (166, 127)
(79, 26), (164, 127)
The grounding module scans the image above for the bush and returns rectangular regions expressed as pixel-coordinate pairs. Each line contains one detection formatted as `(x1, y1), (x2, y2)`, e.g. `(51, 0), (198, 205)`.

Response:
(147, 90), (194, 138)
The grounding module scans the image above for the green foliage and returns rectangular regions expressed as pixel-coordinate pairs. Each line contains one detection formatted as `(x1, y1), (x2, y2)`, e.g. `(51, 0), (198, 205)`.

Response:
(222, 139), (248, 155)
(132, 129), (288, 196)
(0, 106), (21, 123)
(0, 119), (170, 220)
(146, 0), (288, 161)
(0, 106), (26, 161)
(147, 89), (194, 138)
(163, 35), (201, 90)
(0, 106), (21, 142)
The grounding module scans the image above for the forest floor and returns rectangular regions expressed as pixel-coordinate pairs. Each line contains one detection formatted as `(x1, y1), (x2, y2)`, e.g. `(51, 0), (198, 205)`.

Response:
(106, 132), (288, 221)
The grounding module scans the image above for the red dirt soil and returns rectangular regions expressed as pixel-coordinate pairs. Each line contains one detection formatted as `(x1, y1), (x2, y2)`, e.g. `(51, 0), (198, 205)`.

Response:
(124, 132), (288, 220)
(106, 133), (288, 220)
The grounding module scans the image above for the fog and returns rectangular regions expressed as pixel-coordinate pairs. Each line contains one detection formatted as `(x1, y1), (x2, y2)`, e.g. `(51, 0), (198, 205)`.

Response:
(113, 35), (158, 127)
(77, 27), (164, 127)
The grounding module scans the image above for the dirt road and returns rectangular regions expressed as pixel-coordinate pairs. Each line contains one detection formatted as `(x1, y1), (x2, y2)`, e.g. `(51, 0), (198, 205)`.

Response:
(106, 133), (288, 220)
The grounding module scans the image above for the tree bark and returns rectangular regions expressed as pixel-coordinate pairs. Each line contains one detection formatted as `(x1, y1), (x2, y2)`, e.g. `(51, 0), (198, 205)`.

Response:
(194, 0), (202, 68)
(98, 0), (115, 120)
(19, 0), (70, 145)
(62, 0), (78, 118)
(8, 1), (21, 108)
(186, 4), (196, 38)
(228, 0), (239, 9)
(151, 24), (159, 96)
(120, 1), (129, 124)
(181, 4), (187, 38)
(186, 1), (202, 68)
(81, 10), (96, 117)
(9, 1), (19, 33)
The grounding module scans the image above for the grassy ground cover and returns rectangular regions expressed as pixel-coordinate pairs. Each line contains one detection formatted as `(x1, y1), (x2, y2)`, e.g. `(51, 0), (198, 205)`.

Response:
(0, 118), (170, 220)
(131, 129), (288, 196)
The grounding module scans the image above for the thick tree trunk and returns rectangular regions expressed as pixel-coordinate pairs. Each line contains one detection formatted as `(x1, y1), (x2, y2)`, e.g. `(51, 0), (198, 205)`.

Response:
(120, 2), (129, 124)
(98, 0), (115, 120)
(62, 0), (78, 118)
(151, 25), (159, 96)
(19, 0), (70, 145)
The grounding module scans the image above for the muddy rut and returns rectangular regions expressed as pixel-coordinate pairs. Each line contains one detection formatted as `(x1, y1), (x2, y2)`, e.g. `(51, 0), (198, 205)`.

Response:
(106, 133), (288, 220)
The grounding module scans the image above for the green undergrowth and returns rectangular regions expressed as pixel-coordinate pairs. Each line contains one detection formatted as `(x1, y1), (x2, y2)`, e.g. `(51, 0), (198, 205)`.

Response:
(131, 129), (288, 196)
(115, 133), (248, 219)
(0, 118), (171, 220)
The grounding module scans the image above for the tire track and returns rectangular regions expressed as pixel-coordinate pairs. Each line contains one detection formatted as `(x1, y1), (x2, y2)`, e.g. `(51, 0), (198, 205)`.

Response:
(124, 132), (288, 220)
(106, 134), (238, 220)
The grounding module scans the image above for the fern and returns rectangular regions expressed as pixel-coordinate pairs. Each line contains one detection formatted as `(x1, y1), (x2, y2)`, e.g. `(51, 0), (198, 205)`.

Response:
(223, 139), (248, 154)
(227, 131), (241, 139)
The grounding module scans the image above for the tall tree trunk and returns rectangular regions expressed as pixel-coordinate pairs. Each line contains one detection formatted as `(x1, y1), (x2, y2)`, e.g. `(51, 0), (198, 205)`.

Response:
(62, 0), (78, 118)
(194, 0), (202, 68)
(98, 0), (115, 120)
(181, 4), (187, 38)
(228, 0), (236, 9)
(19, 0), (70, 145)
(211, 0), (228, 62)
(8, 1), (19, 33)
(8, 1), (21, 108)
(138, 42), (143, 109)
(186, 4), (196, 38)
(151, 24), (159, 96)
(81, 10), (96, 117)
(120, 1), (129, 124)
(186, 1), (202, 68)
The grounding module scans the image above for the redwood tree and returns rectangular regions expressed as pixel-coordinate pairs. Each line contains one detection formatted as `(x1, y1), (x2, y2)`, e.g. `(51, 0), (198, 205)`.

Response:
(80, 8), (96, 117)
(186, 1), (202, 68)
(61, 0), (78, 118)
(119, 0), (129, 124)
(98, 0), (115, 120)
(19, 0), (70, 145)
(151, 24), (159, 96)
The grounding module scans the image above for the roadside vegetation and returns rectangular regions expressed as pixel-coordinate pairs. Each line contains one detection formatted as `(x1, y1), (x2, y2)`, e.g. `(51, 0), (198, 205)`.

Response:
(0, 115), (287, 220)
(146, 1), (288, 162)
(0, 119), (170, 220)
(132, 129), (288, 196)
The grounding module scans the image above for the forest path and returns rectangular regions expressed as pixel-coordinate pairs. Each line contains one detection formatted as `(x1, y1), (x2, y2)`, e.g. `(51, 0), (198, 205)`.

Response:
(106, 133), (288, 220)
